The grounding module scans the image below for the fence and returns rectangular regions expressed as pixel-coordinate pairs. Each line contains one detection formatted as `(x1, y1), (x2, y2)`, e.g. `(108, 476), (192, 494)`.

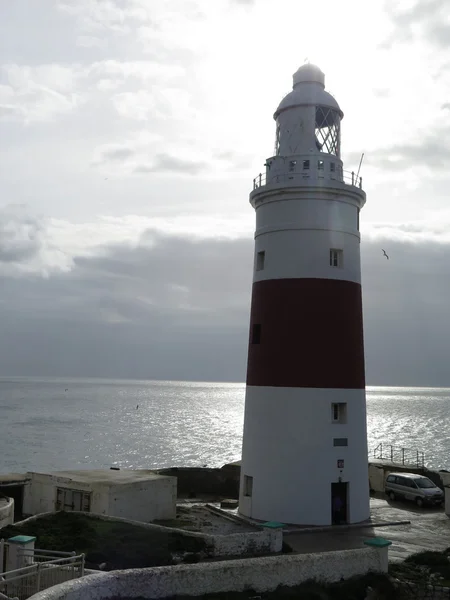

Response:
(252, 168), (363, 190)
(372, 443), (425, 468)
(0, 543), (84, 600)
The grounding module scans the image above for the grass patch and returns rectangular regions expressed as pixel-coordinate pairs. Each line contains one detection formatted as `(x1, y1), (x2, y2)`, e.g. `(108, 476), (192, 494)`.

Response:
(0, 511), (208, 570)
(152, 573), (397, 600)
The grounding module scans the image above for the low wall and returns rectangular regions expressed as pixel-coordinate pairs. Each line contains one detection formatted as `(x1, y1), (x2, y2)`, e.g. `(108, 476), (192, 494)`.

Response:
(155, 466), (240, 499)
(28, 546), (388, 600)
(0, 497), (14, 528)
(10, 510), (282, 557)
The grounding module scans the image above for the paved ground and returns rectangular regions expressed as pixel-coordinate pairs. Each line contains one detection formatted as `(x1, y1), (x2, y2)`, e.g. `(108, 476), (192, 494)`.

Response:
(285, 495), (450, 562)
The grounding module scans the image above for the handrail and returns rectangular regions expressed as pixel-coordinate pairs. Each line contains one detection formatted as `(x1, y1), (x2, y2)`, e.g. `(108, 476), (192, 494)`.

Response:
(252, 168), (362, 191)
(372, 443), (425, 468)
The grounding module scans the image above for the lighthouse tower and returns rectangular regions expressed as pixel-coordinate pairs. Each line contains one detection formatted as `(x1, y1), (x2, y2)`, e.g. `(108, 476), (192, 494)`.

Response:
(238, 63), (369, 526)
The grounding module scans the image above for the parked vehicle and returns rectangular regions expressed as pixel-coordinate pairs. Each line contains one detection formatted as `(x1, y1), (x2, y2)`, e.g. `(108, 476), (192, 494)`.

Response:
(385, 472), (444, 508)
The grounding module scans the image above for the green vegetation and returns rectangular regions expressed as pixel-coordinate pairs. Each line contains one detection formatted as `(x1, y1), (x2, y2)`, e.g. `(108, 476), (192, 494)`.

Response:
(390, 548), (450, 588)
(0, 511), (209, 570)
(117, 573), (397, 600)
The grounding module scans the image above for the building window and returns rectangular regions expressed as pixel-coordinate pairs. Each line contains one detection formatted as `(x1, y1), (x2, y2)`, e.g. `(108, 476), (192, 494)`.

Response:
(318, 160), (324, 170)
(333, 438), (348, 447)
(251, 324), (261, 344)
(330, 163), (336, 172)
(243, 475), (253, 497)
(332, 403), (347, 424)
(357, 209), (360, 231)
(289, 160), (297, 172)
(329, 249), (343, 268)
(302, 160), (310, 170)
(256, 251), (265, 271)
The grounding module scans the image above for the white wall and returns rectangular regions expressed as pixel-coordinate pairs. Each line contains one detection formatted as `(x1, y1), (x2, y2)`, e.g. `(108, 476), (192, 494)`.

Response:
(240, 386), (370, 525)
(23, 473), (176, 523)
(0, 497), (14, 527)
(445, 487), (450, 517)
(369, 464), (391, 493)
(107, 477), (176, 522)
(28, 546), (388, 600)
(23, 473), (110, 517)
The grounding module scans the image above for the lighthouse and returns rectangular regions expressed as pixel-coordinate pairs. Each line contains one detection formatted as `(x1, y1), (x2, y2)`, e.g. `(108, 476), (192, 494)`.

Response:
(238, 63), (370, 526)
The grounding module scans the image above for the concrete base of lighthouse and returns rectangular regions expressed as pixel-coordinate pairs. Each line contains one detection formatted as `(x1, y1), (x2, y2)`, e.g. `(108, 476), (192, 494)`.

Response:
(238, 387), (370, 526)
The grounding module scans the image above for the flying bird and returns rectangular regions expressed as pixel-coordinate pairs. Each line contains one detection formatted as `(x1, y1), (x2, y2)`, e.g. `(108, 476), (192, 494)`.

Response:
(382, 249), (389, 260)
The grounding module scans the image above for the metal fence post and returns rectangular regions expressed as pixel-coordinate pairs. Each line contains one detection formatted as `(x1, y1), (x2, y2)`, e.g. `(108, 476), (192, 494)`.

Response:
(36, 561), (41, 594)
(402, 448), (405, 465)
(390, 446), (393, 462)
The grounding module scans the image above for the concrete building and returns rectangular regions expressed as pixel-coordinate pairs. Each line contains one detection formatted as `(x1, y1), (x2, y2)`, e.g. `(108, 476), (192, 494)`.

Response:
(23, 469), (176, 522)
(239, 63), (370, 526)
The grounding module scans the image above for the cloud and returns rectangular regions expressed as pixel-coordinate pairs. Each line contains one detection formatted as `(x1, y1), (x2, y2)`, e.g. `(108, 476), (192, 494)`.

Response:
(1, 212), (450, 384)
(57, 0), (146, 36)
(382, 0), (449, 48)
(134, 153), (208, 175)
(0, 60), (186, 123)
(0, 206), (72, 276)
(97, 145), (136, 161)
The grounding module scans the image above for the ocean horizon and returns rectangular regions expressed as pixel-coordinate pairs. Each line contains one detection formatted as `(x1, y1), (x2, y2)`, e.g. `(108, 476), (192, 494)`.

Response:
(1, 377), (449, 475)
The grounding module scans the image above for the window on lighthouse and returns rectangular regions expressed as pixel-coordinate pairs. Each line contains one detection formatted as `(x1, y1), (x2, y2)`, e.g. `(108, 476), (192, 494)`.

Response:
(256, 251), (265, 271)
(251, 324), (261, 344)
(243, 475), (253, 497)
(330, 249), (343, 268)
(332, 403), (347, 424)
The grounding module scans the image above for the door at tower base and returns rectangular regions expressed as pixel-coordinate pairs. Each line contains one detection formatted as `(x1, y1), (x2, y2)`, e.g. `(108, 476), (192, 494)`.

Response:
(238, 387), (370, 526)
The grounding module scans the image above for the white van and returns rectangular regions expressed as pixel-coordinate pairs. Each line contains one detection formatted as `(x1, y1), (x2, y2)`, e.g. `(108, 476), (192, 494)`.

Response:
(385, 472), (444, 508)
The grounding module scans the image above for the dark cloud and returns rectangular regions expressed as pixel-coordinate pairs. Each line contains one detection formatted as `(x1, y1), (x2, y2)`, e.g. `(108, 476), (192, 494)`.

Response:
(1, 225), (450, 386)
(100, 146), (135, 161)
(355, 131), (450, 171)
(134, 153), (207, 175)
(0, 206), (43, 263)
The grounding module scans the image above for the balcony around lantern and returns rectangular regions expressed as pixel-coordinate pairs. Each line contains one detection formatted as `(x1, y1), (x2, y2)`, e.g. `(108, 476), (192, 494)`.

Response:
(252, 167), (363, 191)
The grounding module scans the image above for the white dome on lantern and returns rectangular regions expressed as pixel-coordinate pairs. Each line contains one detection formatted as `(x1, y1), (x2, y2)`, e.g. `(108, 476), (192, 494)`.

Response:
(274, 63), (343, 119)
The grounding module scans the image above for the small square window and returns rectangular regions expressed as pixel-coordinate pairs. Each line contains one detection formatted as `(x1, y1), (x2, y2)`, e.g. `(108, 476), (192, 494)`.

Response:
(318, 160), (324, 170)
(333, 438), (348, 447)
(332, 403), (347, 424)
(256, 251), (265, 271)
(251, 324), (261, 344)
(302, 160), (310, 170)
(329, 249), (343, 268)
(289, 160), (297, 172)
(243, 475), (253, 497)
(330, 163), (336, 172)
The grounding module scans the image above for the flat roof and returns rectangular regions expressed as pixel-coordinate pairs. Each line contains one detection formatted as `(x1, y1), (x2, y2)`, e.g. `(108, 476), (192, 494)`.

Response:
(0, 473), (29, 486)
(27, 469), (173, 485)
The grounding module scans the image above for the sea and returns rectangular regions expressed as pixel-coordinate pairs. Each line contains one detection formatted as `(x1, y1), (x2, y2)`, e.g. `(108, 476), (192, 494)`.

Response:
(0, 377), (449, 475)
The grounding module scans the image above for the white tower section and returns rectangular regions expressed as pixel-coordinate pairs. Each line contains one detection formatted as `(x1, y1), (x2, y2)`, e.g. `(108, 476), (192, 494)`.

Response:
(239, 64), (370, 526)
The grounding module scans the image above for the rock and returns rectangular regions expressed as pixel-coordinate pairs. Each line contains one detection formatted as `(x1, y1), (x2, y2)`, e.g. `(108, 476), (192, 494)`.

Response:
(220, 499), (239, 509)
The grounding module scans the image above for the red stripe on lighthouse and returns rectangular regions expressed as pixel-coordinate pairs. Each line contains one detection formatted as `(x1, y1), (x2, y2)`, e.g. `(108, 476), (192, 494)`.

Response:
(246, 278), (365, 389)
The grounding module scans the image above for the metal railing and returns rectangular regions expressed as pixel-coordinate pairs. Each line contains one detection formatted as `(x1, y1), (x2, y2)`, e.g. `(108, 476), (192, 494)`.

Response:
(372, 443), (425, 468)
(0, 543), (84, 600)
(252, 169), (362, 190)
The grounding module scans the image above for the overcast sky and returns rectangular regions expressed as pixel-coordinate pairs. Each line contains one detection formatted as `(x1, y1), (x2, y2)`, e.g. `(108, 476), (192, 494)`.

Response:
(1, 0), (450, 386)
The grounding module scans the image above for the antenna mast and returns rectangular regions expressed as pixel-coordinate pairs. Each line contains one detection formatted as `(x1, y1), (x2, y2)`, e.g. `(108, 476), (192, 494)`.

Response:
(356, 152), (365, 180)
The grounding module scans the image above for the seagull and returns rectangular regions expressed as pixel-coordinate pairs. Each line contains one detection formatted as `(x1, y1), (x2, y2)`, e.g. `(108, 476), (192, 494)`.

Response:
(382, 249), (389, 260)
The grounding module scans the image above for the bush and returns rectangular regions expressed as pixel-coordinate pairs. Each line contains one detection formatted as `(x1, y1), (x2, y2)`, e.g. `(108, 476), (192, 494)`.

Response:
(405, 551), (450, 567)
